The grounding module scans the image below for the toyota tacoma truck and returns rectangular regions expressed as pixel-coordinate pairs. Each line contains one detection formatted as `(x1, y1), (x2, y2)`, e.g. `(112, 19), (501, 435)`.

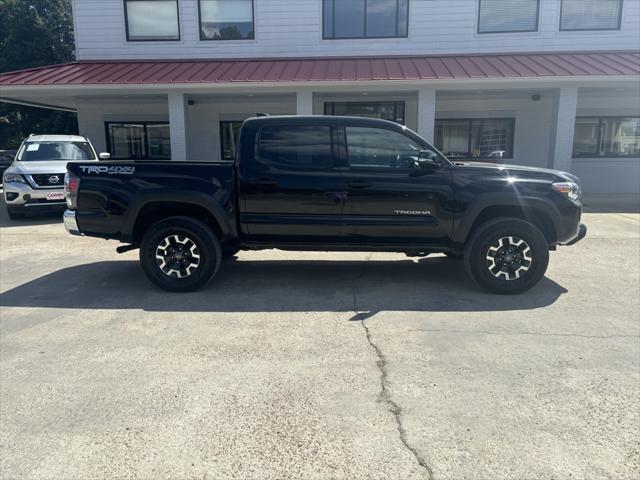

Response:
(63, 116), (586, 294)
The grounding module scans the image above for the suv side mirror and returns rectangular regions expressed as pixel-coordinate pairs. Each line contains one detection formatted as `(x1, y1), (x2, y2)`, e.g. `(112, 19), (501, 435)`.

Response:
(98, 152), (111, 160)
(417, 150), (440, 170)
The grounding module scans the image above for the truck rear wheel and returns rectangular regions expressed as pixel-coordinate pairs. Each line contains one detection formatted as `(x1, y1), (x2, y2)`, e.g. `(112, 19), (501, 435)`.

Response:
(139, 216), (221, 292)
(464, 218), (549, 294)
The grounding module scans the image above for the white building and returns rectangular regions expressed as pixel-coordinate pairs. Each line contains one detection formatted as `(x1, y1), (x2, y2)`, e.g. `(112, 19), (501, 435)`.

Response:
(1, 0), (639, 193)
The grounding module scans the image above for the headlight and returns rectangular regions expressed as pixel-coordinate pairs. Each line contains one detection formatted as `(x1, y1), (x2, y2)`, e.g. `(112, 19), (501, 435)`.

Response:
(3, 173), (26, 184)
(552, 181), (581, 201)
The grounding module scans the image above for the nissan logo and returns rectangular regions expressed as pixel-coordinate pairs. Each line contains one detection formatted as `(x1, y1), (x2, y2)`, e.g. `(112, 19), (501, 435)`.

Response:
(48, 175), (60, 184)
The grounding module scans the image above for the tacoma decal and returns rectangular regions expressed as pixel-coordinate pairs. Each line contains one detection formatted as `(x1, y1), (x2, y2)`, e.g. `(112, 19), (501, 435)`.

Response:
(79, 165), (136, 175)
(395, 210), (432, 216)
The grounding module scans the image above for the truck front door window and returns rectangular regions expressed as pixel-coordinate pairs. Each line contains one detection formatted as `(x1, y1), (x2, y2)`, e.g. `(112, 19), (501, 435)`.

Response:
(345, 126), (422, 170)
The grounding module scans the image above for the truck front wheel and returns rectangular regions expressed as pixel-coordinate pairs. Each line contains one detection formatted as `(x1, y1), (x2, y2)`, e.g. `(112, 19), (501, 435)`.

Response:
(139, 216), (221, 292)
(464, 218), (549, 294)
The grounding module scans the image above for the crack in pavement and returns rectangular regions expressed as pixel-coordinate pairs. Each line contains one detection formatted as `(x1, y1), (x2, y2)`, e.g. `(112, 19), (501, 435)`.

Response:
(353, 293), (434, 480)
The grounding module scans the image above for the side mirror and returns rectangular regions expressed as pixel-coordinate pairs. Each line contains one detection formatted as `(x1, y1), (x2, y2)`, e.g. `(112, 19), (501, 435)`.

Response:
(98, 152), (111, 160)
(417, 150), (440, 169)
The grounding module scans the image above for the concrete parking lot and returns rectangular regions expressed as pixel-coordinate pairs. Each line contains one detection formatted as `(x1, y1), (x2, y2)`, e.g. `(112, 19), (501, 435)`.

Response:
(1, 198), (639, 480)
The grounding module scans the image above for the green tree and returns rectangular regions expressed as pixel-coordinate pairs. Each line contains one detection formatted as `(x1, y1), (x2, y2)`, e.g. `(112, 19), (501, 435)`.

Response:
(0, 0), (78, 149)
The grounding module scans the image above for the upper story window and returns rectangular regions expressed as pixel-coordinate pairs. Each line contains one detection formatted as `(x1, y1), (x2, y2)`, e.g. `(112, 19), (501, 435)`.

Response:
(124, 0), (180, 41)
(199, 0), (255, 40)
(323, 0), (409, 39)
(560, 0), (623, 31)
(477, 0), (540, 34)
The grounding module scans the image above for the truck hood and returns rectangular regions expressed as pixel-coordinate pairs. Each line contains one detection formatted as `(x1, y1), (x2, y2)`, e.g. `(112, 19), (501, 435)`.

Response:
(5, 160), (97, 176)
(452, 161), (579, 183)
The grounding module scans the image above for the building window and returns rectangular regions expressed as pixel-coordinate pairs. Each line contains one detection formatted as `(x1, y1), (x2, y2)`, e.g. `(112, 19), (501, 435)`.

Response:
(106, 122), (171, 160)
(573, 117), (640, 157)
(560, 0), (623, 31)
(220, 121), (242, 161)
(435, 118), (515, 160)
(323, 0), (409, 39)
(477, 0), (539, 34)
(199, 0), (255, 40)
(324, 101), (405, 125)
(124, 0), (180, 41)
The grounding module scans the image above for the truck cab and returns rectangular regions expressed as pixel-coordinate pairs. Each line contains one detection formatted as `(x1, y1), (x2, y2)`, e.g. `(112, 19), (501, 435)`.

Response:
(236, 116), (453, 246)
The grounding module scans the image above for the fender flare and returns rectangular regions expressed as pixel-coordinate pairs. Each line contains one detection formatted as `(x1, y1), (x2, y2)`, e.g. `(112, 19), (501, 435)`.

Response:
(451, 193), (562, 244)
(120, 189), (234, 243)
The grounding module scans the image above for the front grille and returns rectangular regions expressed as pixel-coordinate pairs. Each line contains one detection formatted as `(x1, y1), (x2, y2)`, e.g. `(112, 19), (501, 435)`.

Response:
(31, 174), (64, 188)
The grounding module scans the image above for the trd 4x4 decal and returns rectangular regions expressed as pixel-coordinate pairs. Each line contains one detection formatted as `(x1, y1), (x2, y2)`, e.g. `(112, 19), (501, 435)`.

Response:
(79, 165), (135, 175)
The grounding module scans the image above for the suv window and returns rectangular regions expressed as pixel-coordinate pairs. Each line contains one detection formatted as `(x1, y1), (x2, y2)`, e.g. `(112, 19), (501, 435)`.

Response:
(257, 125), (333, 171)
(345, 126), (423, 170)
(18, 142), (95, 161)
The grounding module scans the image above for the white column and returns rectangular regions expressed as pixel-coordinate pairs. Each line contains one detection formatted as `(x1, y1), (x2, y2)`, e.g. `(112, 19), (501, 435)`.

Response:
(168, 92), (188, 161)
(296, 89), (314, 115)
(551, 87), (578, 172)
(417, 88), (437, 143)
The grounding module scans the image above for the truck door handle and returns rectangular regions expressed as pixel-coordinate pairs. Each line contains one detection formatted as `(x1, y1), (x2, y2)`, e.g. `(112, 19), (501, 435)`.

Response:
(255, 177), (278, 187)
(349, 179), (371, 189)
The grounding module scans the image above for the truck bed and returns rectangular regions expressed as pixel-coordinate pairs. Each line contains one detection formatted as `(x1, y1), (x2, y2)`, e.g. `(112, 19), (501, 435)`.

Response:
(67, 161), (236, 242)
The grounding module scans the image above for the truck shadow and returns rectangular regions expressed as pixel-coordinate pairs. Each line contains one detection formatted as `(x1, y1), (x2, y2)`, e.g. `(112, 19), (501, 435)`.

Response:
(0, 257), (567, 314)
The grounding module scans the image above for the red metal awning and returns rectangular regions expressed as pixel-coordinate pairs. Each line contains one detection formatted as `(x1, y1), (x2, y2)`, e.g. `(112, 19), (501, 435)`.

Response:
(1, 51), (638, 86)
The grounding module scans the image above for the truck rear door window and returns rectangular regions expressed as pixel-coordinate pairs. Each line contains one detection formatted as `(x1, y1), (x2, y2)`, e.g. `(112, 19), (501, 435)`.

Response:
(257, 126), (333, 170)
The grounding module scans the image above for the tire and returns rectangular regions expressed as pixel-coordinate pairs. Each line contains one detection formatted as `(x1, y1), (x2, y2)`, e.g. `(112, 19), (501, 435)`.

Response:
(464, 217), (549, 294)
(139, 216), (221, 292)
(6, 207), (26, 220)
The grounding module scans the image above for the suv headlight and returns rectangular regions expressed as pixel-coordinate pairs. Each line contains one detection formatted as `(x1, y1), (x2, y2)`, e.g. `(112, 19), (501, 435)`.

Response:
(3, 173), (26, 184)
(552, 181), (581, 201)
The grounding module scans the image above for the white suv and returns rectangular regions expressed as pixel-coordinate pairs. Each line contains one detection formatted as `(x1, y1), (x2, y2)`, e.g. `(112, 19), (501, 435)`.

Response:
(3, 135), (109, 220)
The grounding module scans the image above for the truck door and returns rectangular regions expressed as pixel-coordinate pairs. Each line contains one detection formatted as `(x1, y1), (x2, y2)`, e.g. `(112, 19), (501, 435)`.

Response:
(339, 124), (454, 245)
(238, 122), (344, 242)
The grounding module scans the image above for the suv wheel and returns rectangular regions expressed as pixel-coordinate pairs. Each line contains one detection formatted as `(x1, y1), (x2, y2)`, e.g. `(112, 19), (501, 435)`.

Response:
(139, 216), (221, 292)
(6, 207), (25, 220)
(464, 218), (549, 294)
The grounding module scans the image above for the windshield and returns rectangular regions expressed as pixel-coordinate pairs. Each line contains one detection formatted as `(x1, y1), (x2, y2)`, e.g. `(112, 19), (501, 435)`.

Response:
(17, 142), (96, 161)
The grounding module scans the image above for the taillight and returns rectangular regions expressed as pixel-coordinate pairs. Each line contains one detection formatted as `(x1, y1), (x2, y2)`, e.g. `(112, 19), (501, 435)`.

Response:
(64, 172), (80, 209)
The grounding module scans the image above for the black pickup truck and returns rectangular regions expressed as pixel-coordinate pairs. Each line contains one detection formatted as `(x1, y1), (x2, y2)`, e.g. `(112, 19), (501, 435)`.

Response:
(63, 116), (586, 294)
